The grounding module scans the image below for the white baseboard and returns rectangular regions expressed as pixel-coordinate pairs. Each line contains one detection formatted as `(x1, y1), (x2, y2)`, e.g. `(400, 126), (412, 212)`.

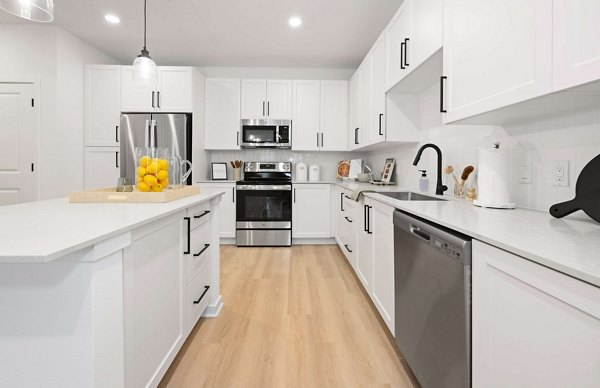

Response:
(203, 295), (223, 318)
(292, 238), (336, 245)
(219, 237), (236, 245)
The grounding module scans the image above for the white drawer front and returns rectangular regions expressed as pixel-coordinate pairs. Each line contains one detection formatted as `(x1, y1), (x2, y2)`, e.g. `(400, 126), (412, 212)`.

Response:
(188, 202), (212, 230)
(187, 220), (211, 283)
(186, 261), (211, 332)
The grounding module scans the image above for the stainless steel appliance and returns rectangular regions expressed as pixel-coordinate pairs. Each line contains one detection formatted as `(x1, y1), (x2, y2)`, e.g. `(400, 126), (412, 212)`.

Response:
(240, 119), (291, 149)
(393, 210), (472, 388)
(119, 113), (192, 183)
(236, 162), (292, 246)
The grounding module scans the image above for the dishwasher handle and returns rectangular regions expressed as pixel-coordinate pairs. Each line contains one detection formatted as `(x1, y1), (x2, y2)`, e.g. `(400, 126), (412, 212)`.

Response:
(410, 224), (431, 242)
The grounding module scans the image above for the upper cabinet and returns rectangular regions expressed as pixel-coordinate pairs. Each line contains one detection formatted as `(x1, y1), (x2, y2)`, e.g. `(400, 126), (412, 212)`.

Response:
(553, 0), (600, 92)
(121, 66), (193, 113)
(348, 71), (361, 150)
(292, 80), (348, 152)
(205, 78), (241, 150)
(241, 79), (292, 119)
(385, 0), (443, 91)
(442, 0), (552, 123)
(85, 65), (121, 147)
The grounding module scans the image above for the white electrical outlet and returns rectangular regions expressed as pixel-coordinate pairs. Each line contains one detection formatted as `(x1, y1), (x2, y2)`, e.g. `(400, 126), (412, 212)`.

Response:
(552, 160), (570, 187)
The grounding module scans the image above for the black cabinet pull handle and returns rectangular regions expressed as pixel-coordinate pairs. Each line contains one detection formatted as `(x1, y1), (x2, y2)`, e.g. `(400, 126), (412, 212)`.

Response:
(354, 128), (359, 145)
(237, 131), (240, 146)
(340, 193), (345, 212)
(344, 244), (353, 253)
(293, 188), (296, 203)
(378, 114), (383, 136)
(194, 210), (211, 219)
(440, 76), (447, 113)
(267, 101), (270, 116)
(403, 38), (410, 67)
(367, 206), (373, 234)
(116, 126), (119, 142)
(232, 187), (235, 202)
(345, 216), (353, 223)
(400, 42), (405, 70)
(193, 285), (210, 304)
(321, 133), (324, 148)
(183, 217), (191, 254)
(152, 91), (155, 108)
(194, 243), (211, 257)
(344, 195), (351, 200)
(317, 133), (319, 148)
(364, 205), (368, 232)
(115, 151), (119, 168)
(157, 91), (161, 108)
(262, 101), (265, 116)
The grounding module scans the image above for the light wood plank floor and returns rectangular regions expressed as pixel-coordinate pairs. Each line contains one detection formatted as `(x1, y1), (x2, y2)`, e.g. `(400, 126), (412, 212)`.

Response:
(160, 245), (418, 388)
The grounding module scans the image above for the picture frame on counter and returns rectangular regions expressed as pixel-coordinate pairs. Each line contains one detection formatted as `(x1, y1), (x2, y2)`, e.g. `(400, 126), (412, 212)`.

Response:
(211, 162), (228, 180)
(381, 158), (396, 184)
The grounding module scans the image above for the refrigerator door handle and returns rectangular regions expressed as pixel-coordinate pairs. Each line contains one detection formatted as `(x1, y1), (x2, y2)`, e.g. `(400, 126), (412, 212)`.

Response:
(144, 120), (150, 147)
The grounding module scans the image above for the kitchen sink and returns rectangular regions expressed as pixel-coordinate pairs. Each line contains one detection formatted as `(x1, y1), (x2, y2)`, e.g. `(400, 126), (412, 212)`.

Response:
(379, 192), (447, 201)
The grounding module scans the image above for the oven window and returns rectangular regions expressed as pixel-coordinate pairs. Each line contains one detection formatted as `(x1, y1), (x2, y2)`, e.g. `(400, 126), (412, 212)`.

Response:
(243, 126), (276, 143)
(237, 190), (292, 222)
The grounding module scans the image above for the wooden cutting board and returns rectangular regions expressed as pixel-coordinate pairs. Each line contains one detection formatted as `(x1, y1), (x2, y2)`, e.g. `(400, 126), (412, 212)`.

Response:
(69, 185), (200, 203)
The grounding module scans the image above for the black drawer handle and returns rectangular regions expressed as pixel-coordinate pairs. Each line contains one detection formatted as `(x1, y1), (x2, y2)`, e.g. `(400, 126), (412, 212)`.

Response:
(193, 285), (210, 304)
(345, 216), (353, 223)
(403, 38), (410, 67)
(116, 126), (119, 142)
(344, 244), (353, 253)
(194, 243), (210, 257)
(440, 76), (447, 113)
(194, 210), (211, 219)
(183, 217), (191, 254)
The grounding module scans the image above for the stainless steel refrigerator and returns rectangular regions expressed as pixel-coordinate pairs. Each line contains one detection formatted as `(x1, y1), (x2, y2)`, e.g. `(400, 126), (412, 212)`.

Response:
(119, 113), (192, 184)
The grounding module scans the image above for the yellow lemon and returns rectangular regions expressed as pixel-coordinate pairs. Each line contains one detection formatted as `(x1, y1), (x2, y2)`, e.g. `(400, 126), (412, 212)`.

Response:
(139, 156), (151, 167)
(158, 178), (169, 187)
(156, 170), (168, 181)
(137, 166), (147, 177)
(146, 162), (159, 174)
(151, 183), (164, 192)
(158, 159), (169, 171)
(136, 175), (143, 183)
(143, 174), (158, 187)
(137, 182), (151, 192)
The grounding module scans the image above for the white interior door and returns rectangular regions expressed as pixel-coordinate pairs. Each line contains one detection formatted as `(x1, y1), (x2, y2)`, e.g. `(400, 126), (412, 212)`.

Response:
(0, 83), (37, 205)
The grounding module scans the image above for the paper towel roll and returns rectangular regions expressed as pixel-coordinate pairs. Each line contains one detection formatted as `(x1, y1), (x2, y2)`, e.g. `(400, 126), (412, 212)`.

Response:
(474, 144), (515, 209)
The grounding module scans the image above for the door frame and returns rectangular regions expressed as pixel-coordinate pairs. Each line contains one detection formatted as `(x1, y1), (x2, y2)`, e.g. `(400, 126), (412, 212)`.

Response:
(0, 77), (41, 202)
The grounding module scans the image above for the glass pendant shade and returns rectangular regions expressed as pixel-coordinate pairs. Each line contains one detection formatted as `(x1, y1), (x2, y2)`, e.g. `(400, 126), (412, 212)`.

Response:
(132, 49), (157, 83)
(0, 0), (54, 22)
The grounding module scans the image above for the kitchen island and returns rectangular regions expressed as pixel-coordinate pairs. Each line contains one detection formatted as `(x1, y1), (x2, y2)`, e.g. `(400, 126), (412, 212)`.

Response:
(0, 191), (223, 388)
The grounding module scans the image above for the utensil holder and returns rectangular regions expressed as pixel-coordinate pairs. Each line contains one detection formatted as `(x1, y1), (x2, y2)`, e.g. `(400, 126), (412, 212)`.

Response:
(233, 168), (241, 181)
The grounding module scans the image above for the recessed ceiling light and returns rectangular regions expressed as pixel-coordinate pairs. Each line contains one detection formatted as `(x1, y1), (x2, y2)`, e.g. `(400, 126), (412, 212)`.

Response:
(288, 16), (302, 28)
(104, 14), (120, 24)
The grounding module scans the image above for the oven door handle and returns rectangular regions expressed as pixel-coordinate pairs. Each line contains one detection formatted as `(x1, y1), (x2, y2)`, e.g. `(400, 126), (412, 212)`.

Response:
(236, 185), (292, 191)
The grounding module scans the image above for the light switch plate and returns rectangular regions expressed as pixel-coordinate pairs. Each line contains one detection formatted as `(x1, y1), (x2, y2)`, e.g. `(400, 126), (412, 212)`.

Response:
(519, 159), (532, 184)
(552, 160), (570, 187)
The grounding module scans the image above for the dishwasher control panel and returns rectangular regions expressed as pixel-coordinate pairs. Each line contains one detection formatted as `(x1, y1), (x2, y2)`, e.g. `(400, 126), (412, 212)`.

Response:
(431, 236), (464, 263)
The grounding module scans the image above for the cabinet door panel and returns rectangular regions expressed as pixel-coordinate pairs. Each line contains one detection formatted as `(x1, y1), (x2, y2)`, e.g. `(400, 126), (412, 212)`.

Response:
(292, 184), (331, 238)
(411, 0), (443, 67)
(320, 81), (348, 151)
(443, 0), (552, 123)
(198, 184), (236, 238)
(371, 202), (395, 334)
(85, 65), (121, 146)
(359, 60), (372, 147)
(241, 79), (267, 119)
(356, 200), (373, 292)
(266, 80), (292, 119)
(205, 79), (241, 150)
(385, 0), (412, 90)
(292, 80), (320, 151)
(84, 147), (120, 189)
(348, 71), (361, 150)
(121, 66), (156, 112)
(157, 67), (193, 112)
(553, 0), (600, 91)
(370, 35), (386, 143)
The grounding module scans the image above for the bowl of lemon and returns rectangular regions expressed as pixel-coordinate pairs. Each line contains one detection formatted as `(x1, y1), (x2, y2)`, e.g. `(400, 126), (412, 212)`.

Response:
(136, 148), (170, 193)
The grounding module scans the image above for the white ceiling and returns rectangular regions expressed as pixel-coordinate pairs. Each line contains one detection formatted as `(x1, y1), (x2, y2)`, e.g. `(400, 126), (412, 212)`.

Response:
(0, 0), (403, 68)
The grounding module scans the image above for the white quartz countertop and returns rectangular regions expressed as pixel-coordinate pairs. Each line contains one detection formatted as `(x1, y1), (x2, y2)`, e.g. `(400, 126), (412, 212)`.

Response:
(0, 191), (222, 263)
(330, 181), (600, 287)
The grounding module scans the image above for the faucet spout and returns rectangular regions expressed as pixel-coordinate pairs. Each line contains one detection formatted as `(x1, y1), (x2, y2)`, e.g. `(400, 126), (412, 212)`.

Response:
(413, 143), (448, 196)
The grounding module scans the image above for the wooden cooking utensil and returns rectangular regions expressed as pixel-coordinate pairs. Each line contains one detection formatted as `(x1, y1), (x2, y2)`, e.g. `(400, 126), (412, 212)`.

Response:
(550, 154), (600, 223)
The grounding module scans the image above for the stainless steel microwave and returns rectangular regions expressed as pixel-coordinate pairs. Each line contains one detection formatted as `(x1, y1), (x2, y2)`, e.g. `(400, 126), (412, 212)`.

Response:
(240, 119), (291, 149)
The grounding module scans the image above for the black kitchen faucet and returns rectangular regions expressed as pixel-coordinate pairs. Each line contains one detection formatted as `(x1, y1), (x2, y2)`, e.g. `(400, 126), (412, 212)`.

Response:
(413, 143), (448, 196)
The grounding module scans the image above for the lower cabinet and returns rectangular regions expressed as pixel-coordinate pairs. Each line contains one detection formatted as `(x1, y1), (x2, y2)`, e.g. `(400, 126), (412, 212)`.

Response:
(356, 198), (374, 291)
(199, 182), (236, 238)
(84, 146), (120, 189)
(292, 184), (331, 238)
(473, 240), (600, 387)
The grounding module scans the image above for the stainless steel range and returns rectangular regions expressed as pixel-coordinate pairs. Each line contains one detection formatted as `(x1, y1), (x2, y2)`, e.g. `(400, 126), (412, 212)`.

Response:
(236, 162), (292, 247)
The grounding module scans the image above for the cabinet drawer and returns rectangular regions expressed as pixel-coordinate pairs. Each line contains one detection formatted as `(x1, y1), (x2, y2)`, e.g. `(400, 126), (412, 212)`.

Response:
(187, 221), (211, 283)
(186, 261), (211, 332)
(188, 202), (211, 229)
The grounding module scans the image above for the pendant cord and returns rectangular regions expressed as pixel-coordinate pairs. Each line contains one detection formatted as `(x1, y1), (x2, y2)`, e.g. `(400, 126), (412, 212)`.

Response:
(143, 0), (147, 50)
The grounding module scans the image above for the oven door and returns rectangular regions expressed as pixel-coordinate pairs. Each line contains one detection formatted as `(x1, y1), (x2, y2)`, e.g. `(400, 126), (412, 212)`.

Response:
(236, 184), (292, 228)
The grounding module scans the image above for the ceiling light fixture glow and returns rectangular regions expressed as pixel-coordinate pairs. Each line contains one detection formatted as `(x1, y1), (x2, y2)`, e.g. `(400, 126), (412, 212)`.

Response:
(0, 0), (54, 22)
(288, 16), (302, 28)
(132, 0), (157, 83)
(104, 14), (120, 24)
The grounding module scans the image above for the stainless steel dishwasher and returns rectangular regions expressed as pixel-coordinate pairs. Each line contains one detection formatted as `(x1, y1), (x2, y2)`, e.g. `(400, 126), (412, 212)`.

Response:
(393, 210), (472, 388)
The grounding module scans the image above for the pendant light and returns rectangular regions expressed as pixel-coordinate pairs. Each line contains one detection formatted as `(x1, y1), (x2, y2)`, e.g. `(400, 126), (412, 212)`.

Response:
(0, 0), (54, 22)
(132, 0), (157, 83)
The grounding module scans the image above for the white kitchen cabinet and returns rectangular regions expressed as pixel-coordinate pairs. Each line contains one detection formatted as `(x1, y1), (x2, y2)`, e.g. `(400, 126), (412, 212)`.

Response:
(121, 66), (193, 112)
(472, 240), (600, 387)
(553, 0), (600, 91)
(339, 194), (358, 270)
(348, 71), (361, 150)
(124, 214), (185, 388)
(442, 0), (552, 123)
(359, 58), (372, 148)
(371, 200), (395, 334)
(370, 34), (386, 144)
(292, 80), (321, 151)
(385, 0), (412, 89)
(85, 65), (121, 147)
(205, 78), (241, 150)
(241, 79), (292, 119)
(84, 147), (120, 189)
(198, 182), (236, 238)
(320, 80), (348, 151)
(356, 198), (374, 292)
(292, 184), (331, 239)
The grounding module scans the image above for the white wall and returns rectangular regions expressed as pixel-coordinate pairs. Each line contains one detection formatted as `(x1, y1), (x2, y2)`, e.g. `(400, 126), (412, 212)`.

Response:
(199, 66), (355, 80)
(0, 25), (118, 200)
(367, 83), (600, 220)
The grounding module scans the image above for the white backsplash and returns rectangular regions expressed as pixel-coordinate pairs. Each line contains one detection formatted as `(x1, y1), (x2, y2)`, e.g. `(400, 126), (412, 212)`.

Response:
(366, 84), (600, 219)
(208, 150), (367, 181)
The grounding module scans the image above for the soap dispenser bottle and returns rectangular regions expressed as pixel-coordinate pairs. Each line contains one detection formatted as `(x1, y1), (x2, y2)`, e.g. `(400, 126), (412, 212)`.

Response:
(419, 170), (429, 192)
